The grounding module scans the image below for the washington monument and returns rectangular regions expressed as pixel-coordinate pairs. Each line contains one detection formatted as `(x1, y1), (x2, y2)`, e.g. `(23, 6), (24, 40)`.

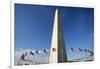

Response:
(49, 9), (68, 63)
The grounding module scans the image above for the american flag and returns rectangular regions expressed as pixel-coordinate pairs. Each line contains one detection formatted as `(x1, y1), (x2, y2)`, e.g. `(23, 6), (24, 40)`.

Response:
(71, 48), (75, 52)
(78, 48), (83, 52)
(36, 50), (39, 55)
(30, 51), (34, 56)
(43, 49), (47, 53)
(20, 54), (25, 61)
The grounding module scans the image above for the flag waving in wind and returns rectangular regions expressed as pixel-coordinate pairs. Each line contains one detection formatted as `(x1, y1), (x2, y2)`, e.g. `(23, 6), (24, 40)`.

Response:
(84, 49), (88, 52)
(30, 51), (34, 56)
(88, 50), (94, 56)
(78, 48), (83, 52)
(20, 54), (26, 61)
(71, 48), (75, 52)
(43, 49), (47, 53)
(36, 50), (39, 55)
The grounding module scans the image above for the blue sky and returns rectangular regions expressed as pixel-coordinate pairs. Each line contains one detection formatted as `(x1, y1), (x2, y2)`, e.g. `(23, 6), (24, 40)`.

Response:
(15, 4), (94, 60)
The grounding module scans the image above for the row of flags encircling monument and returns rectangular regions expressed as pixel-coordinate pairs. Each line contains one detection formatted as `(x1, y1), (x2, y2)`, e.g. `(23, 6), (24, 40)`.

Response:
(17, 47), (93, 65)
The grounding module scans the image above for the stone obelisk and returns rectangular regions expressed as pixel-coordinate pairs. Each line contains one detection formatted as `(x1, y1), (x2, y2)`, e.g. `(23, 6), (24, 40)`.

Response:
(49, 9), (67, 63)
